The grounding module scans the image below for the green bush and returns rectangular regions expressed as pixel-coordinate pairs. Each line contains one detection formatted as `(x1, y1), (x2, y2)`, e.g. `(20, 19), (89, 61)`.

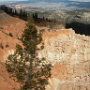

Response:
(9, 33), (13, 37)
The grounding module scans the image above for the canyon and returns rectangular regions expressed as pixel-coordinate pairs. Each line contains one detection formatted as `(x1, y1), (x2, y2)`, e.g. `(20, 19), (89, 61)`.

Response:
(0, 12), (90, 90)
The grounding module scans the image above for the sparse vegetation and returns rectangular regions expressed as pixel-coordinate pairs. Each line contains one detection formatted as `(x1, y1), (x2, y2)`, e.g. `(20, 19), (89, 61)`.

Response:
(40, 43), (44, 50)
(40, 29), (45, 34)
(5, 44), (9, 48)
(66, 22), (90, 35)
(0, 43), (3, 49)
(9, 33), (13, 37)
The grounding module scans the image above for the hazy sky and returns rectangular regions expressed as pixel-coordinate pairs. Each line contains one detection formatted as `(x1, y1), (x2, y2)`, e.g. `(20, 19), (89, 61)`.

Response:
(0, 0), (90, 2)
(0, 0), (90, 9)
(0, 0), (28, 1)
(69, 0), (90, 2)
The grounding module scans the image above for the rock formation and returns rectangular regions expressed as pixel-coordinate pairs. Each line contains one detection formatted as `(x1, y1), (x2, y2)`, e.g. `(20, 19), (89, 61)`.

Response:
(0, 12), (90, 90)
(37, 29), (90, 90)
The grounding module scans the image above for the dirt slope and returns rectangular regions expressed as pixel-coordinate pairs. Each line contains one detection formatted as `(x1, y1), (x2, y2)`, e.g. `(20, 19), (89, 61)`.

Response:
(0, 62), (21, 90)
(0, 13), (26, 90)
(0, 13), (25, 62)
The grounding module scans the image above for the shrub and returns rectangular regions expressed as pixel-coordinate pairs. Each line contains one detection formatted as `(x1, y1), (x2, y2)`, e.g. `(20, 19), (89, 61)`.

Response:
(0, 43), (3, 49)
(9, 33), (13, 37)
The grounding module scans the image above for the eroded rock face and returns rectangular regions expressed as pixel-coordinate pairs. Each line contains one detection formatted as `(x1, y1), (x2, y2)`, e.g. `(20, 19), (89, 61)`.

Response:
(37, 29), (90, 90)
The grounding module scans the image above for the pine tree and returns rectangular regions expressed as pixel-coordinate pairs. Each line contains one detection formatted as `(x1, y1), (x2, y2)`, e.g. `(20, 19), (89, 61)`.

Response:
(6, 16), (51, 90)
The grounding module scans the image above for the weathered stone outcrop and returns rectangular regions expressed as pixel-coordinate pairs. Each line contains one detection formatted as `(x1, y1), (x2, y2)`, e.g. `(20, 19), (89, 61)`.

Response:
(37, 29), (90, 90)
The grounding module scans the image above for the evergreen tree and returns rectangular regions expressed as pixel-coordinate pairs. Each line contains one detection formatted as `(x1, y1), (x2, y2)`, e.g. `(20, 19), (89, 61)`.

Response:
(32, 13), (38, 21)
(14, 9), (18, 16)
(19, 9), (23, 18)
(6, 16), (51, 90)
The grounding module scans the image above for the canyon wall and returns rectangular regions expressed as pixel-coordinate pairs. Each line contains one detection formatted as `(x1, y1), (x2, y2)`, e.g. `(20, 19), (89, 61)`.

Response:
(37, 29), (90, 90)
